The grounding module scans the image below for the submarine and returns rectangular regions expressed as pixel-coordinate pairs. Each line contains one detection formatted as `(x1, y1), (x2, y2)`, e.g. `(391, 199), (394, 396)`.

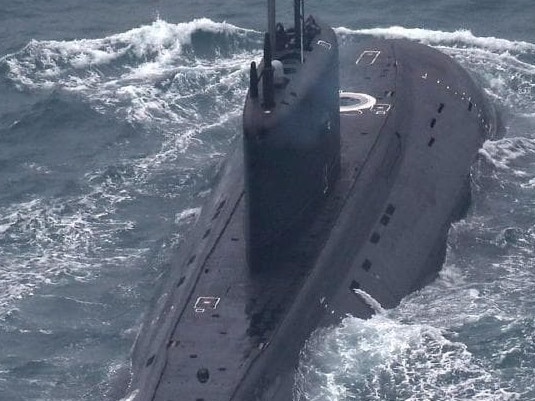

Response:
(124, 1), (497, 400)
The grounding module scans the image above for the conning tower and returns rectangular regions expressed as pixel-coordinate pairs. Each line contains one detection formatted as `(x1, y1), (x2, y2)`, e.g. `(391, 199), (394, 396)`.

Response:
(243, 0), (340, 270)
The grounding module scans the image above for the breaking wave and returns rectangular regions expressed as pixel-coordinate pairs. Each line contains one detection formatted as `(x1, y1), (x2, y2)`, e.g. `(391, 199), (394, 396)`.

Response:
(0, 18), (260, 316)
(296, 313), (519, 401)
(2, 18), (260, 147)
(295, 26), (535, 401)
(335, 26), (535, 53)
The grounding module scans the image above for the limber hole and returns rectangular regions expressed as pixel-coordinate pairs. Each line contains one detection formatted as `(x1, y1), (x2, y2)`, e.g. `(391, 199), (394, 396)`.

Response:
(438, 103), (445, 113)
(362, 259), (372, 271)
(380, 214), (390, 226)
(428, 137), (436, 147)
(430, 118), (437, 128)
(145, 355), (155, 367)
(211, 199), (227, 220)
(350, 280), (360, 292)
(370, 232), (380, 244)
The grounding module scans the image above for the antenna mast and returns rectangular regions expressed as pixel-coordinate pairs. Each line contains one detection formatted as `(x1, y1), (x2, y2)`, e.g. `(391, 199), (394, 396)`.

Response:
(293, 0), (305, 63)
(268, 0), (276, 54)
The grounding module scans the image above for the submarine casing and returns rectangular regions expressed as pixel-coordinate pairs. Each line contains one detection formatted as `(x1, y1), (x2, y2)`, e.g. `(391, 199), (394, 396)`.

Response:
(125, 21), (496, 401)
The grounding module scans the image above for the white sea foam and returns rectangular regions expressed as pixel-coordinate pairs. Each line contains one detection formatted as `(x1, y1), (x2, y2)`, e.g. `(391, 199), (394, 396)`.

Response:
(443, 47), (535, 113)
(2, 18), (259, 151)
(0, 183), (145, 315)
(479, 137), (535, 179)
(373, 209), (535, 399)
(0, 19), (261, 314)
(3, 18), (255, 75)
(353, 289), (385, 314)
(335, 26), (535, 53)
(296, 314), (519, 401)
(298, 102), (535, 398)
(119, 389), (139, 401)
(174, 207), (202, 225)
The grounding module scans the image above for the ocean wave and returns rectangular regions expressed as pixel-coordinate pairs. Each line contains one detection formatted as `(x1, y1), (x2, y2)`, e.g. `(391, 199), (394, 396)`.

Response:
(0, 19), (256, 315)
(335, 26), (535, 53)
(0, 184), (144, 316)
(479, 137), (535, 177)
(2, 18), (257, 77)
(1, 18), (259, 148)
(296, 314), (519, 401)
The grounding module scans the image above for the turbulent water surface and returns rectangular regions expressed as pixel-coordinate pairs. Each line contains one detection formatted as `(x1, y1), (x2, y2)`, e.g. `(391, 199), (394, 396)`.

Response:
(1, 1), (534, 400)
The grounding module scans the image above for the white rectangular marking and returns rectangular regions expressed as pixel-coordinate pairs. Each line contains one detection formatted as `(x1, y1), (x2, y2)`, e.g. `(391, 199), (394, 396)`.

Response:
(371, 104), (391, 115)
(194, 296), (220, 313)
(356, 50), (381, 65)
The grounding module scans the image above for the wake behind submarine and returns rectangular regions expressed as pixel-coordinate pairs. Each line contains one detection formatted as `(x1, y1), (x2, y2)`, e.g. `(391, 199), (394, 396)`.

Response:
(125, 1), (497, 400)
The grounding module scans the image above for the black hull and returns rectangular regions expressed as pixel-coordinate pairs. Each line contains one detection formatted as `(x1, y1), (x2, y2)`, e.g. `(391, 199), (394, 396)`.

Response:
(126, 37), (496, 401)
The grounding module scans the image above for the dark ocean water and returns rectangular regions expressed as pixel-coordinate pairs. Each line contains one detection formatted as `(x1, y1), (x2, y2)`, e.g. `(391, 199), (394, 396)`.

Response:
(1, 1), (534, 400)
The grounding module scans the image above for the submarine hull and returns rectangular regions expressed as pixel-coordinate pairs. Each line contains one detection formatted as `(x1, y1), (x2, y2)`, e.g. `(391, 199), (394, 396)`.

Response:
(126, 36), (496, 401)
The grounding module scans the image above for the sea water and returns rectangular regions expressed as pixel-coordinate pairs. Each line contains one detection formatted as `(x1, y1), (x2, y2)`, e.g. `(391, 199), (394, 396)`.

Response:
(1, 1), (534, 400)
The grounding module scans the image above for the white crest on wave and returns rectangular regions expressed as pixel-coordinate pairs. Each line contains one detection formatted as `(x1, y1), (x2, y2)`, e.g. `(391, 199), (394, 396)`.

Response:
(479, 137), (535, 176)
(2, 18), (256, 71)
(335, 25), (535, 52)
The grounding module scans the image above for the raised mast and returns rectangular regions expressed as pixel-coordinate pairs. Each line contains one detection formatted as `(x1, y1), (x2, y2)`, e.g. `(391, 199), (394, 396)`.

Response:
(267, 0), (276, 54)
(296, 0), (305, 62)
(294, 0), (301, 50)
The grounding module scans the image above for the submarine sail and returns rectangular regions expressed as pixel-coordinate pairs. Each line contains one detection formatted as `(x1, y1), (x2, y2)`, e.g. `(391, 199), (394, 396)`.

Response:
(244, 10), (340, 270)
(124, 1), (497, 400)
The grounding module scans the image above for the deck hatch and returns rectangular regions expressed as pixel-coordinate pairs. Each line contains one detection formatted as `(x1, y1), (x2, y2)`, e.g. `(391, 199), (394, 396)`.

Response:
(194, 297), (221, 313)
(362, 259), (372, 271)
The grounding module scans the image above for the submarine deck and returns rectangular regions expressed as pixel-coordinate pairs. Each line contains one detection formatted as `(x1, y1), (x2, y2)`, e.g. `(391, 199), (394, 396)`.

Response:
(130, 38), (496, 401)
